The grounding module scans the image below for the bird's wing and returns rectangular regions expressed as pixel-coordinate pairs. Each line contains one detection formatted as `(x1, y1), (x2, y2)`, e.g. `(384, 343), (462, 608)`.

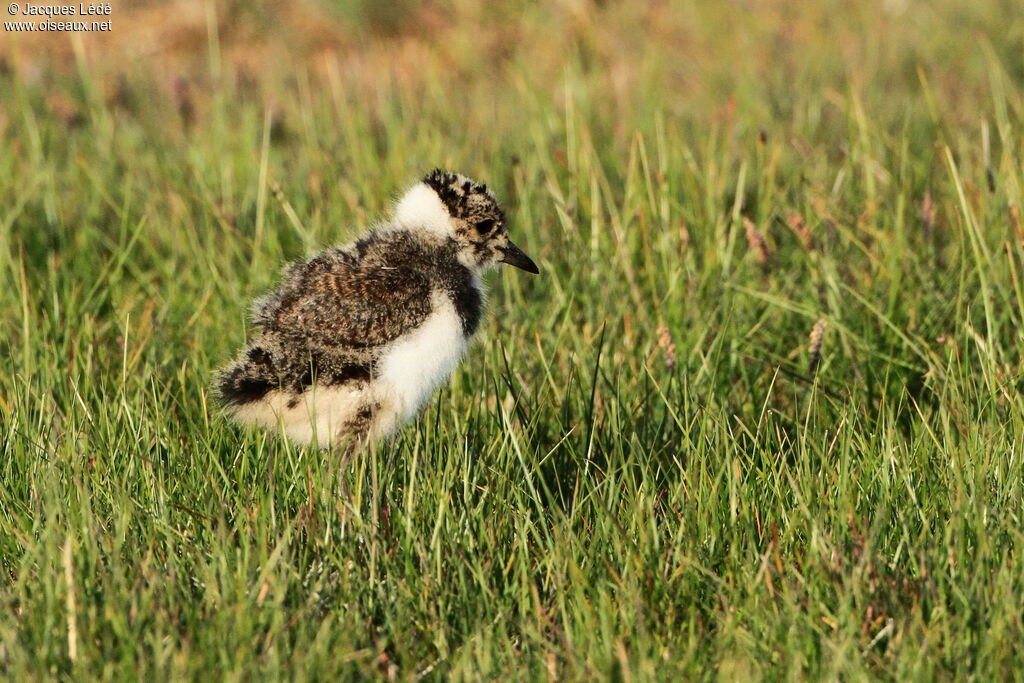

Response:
(256, 252), (434, 348)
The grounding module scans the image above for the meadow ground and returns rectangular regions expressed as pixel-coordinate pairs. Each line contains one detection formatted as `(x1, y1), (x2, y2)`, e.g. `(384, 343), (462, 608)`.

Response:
(2, 0), (1024, 678)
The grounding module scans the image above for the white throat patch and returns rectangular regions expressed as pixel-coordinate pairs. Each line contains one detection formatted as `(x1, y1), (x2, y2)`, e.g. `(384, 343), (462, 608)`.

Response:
(394, 183), (452, 236)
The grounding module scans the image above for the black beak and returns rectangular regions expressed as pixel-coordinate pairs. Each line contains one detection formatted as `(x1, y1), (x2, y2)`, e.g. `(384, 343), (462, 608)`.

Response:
(498, 242), (540, 274)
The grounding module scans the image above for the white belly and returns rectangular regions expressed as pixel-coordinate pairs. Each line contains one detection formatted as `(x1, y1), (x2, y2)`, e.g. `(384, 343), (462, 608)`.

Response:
(227, 384), (366, 447)
(227, 291), (470, 447)
(376, 291), (468, 424)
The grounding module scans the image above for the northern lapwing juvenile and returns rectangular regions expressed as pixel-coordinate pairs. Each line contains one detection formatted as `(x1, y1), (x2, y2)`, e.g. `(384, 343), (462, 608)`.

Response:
(215, 169), (539, 450)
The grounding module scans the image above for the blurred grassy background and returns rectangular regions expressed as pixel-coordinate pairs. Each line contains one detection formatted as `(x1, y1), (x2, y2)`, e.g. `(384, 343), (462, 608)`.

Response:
(2, 0), (1024, 679)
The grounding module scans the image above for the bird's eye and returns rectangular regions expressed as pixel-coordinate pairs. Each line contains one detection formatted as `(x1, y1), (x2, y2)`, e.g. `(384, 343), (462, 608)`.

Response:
(474, 219), (496, 235)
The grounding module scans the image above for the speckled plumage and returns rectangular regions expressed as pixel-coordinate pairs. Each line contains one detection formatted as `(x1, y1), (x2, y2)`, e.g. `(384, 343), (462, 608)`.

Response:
(215, 169), (539, 449)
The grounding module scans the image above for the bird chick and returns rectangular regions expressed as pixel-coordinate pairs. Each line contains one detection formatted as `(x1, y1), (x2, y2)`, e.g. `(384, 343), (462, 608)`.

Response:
(215, 169), (539, 450)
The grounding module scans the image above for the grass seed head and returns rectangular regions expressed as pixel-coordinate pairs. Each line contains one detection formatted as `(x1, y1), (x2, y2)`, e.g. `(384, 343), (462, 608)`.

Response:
(656, 325), (677, 371)
(743, 217), (771, 265)
(920, 191), (936, 234)
(786, 212), (813, 250)
(808, 318), (827, 373)
(1010, 204), (1023, 245)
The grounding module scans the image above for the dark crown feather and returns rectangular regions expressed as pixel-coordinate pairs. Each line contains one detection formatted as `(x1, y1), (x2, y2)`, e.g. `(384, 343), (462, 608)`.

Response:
(422, 168), (498, 221)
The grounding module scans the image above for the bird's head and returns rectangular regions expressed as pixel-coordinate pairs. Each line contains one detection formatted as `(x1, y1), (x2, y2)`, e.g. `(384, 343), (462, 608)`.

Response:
(394, 169), (539, 274)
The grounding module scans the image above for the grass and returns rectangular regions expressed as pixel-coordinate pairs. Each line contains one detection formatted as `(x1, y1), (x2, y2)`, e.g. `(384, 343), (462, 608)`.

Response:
(1, 0), (1024, 678)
